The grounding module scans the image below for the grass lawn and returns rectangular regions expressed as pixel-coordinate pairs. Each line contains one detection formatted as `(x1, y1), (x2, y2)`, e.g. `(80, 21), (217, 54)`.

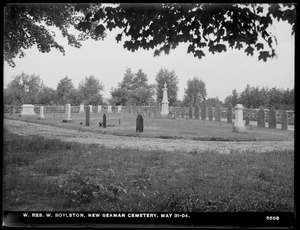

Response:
(3, 128), (294, 212)
(4, 113), (294, 141)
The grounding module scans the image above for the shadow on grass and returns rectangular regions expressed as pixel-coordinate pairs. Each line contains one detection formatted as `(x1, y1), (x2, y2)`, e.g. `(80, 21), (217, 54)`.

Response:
(3, 129), (294, 212)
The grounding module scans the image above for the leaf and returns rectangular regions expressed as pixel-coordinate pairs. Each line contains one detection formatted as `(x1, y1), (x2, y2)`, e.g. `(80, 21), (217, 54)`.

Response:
(93, 9), (106, 21)
(95, 24), (105, 37)
(255, 43), (264, 50)
(257, 6), (263, 14)
(258, 51), (270, 62)
(194, 50), (205, 59)
(77, 21), (91, 32)
(245, 46), (254, 56)
(187, 44), (194, 53)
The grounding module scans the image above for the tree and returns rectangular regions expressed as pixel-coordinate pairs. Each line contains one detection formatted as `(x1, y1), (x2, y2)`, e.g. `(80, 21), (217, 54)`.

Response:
(78, 75), (104, 105)
(206, 97), (223, 107)
(5, 3), (295, 67)
(37, 86), (57, 105)
(6, 72), (43, 105)
(155, 68), (179, 106)
(74, 3), (295, 62)
(56, 76), (74, 105)
(224, 89), (239, 107)
(183, 77), (207, 107)
(110, 68), (154, 106)
(4, 3), (87, 68)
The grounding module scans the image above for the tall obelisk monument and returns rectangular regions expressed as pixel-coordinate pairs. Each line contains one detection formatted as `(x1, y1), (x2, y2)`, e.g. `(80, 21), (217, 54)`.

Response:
(161, 82), (169, 117)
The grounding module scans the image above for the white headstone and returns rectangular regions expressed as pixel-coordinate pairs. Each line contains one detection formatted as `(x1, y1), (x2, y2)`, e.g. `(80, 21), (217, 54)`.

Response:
(21, 104), (36, 116)
(118, 105), (122, 114)
(38, 106), (45, 119)
(161, 82), (169, 117)
(79, 103), (84, 113)
(63, 104), (72, 123)
(89, 105), (93, 113)
(233, 104), (245, 133)
(108, 105), (112, 113)
(97, 105), (102, 113)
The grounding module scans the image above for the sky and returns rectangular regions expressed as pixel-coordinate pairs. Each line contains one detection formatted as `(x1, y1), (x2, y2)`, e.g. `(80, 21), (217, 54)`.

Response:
(3, 15), (294, 102)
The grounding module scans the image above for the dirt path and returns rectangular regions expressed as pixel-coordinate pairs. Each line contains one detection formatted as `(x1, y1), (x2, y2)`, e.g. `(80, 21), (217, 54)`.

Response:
(4, 119), (294, 154)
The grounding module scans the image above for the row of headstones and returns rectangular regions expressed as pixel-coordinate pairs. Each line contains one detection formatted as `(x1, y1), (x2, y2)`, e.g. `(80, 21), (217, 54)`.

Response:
(79, 105), (122, 114)
(65, 104), (145, 132)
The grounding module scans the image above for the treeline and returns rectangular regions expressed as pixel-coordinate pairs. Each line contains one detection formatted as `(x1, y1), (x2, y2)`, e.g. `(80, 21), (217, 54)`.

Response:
(4, 71), (294, 111)
(224, 85), (294, 110)
(4, 73), (104, 106)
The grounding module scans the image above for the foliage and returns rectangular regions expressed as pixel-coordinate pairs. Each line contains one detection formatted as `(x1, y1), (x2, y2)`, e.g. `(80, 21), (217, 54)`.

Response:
(110, 68), (155, 106)
(223, 85), (294, 110)
(5, 72), (44, 105)
(38, 86), (57, 105)
(205, 97), (223, 107)
(74, 3), (295, 62)
(183, 77), (207, 107)
(4, 3), (295, 68)
(4, 3), (86, 68)
(155, 68), (179, 106)
(56, 76), (75, 105)
(78, 75), (104, 105)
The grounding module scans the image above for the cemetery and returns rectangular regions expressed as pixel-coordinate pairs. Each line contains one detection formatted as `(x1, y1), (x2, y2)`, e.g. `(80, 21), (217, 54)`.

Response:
(4, 102), (294, 142)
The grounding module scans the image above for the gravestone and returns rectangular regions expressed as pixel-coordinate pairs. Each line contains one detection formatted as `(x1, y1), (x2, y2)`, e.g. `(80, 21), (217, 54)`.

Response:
(281, 110), (288, 130)
(97, 105), (102, 113)
(233, 104), (245, 132)
(103, 114), (106, 128)
(214, 104), (221, 122)
(118, 105), (122, 114)
(208, 107), (213, 121)
(136, 114), (143, 132)
(79, 103), (84, 113)
(161, 83), (169, 117)
(9, 106), (14, 116)
(201, 101), (207, 120)
(21, 104), (36, 116)
(268, 107), (277, 129)
(194, 104), (200, 119)
(108, 105), (112, 113)
(189, 106), (193, 119)
(38, 106), (45, 119)
(86, 106), (90, 126)
(245, 116), (250, 125)
(257, 107), (265, 128)
(227, 103), (233, 123)
(63, 104), (72, 123)
(89, 105), (93, 113)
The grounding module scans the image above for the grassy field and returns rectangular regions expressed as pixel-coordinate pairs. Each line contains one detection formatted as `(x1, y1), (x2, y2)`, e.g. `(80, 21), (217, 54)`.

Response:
(4, 113), (294, 141)
(3, 128), (294, 212)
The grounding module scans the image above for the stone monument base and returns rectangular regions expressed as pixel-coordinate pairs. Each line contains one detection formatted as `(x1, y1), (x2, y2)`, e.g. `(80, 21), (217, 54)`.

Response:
(233, 125), (246, 133)
(21, 104), (36, 116)
(63, 119), (73, 123)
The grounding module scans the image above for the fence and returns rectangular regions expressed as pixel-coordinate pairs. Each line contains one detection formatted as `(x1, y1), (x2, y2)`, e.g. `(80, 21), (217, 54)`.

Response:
(4, 104), (294, 125)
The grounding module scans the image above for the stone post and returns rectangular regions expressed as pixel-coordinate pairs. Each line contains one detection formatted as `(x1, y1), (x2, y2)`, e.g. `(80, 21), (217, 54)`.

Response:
(215, 104), (221, 122)
(38, 106), (45, 119)
(257, 107), (265, 128)
(189, 106), (193, 119)
(118, 105), (122, 114)
(227, 103), (233, 123)
(63, 104), (72, 123)
(233, 104), (245, 133)
(281, 110), (288, 130)
(208, 107), (213, 121)
(194, 104), (200, 119)
(86, 106), (90, 126)
(103, 114), (106, 128)
(79, 103), (84, 113)
(97, 105), (102, 113)
(136, 114), (144, 132)
(268, 107), (277, 129)
(201, 101), (207, 120)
